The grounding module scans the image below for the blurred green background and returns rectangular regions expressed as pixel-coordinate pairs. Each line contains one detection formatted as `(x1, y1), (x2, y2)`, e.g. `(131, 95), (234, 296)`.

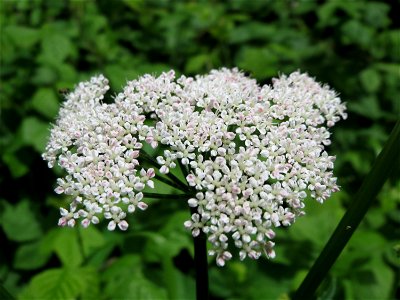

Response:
(1, 0), (399, 299)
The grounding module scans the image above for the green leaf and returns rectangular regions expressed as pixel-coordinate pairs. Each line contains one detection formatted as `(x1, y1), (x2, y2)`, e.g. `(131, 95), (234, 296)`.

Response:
(4, 26), (40, 49)
(103, 254), (168, 300)
(1, 200), (42, 242)
(31, 88), (59, 119)
(31, 66), (58, 85)
(104, 64), (141, 90)
(359, 68), (381, 93)
(144, 211), (192, 260)
(348, 96), (382, 120)
(236, 47), (278, 80)
(346, 257), (394, 300)
(363, 2), (390, 28)
(286, 194), (344, 248)
(341, 20), (374, 48)
(78, 226), (106, 258)
(14, 241), (51, 270)
(1, 152), (29, 178)
(52, 228), (83, 267)
(185, 54), (209, 74)
(228, 22), (274, 44)
(20, 267), (98, 300)
(19, 117), (49, 153)
(41, 34), (73, 63)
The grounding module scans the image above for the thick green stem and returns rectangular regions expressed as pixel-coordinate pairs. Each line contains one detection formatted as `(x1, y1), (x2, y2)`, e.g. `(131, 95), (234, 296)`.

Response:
(190, 207), (209, 300)
(293, 120), (400, 299)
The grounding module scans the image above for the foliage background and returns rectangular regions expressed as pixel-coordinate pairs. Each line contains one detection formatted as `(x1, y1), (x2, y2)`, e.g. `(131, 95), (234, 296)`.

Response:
(0, 0), (399, 299)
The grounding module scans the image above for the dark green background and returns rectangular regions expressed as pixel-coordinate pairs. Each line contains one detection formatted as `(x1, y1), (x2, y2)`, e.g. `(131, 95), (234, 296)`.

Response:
(1, 0), (399, 299)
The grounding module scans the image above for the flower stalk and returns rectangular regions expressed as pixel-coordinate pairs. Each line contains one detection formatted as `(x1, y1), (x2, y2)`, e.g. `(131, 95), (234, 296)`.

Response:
(191, 207), (209, 300)
(293, 119), (400, 299)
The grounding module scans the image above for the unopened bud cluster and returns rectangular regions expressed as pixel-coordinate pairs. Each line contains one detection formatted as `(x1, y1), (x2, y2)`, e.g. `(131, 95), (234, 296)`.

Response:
(43, 68), (346, 266)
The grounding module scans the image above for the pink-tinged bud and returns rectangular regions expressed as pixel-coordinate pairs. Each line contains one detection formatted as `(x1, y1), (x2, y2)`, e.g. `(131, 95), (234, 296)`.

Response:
(118, 220), (129, 231)
(137, 202), (148, 211)
(58, 217), (67, 227)
(81, 218), (91, 228)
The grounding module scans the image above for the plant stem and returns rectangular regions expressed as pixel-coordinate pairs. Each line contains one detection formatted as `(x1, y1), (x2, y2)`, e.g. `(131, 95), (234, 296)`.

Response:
(140, 151), (189, 190)
(190, 207), (209, 300)
(293, 119), (400, 299)
(154, 173), (187, 192)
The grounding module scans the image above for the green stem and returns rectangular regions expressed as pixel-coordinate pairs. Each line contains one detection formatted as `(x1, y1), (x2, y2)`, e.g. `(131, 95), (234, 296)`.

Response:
(190, 207), (209, 300)
(140, 151), (189, 190)
(154, 173), (187, 192)
(143, 192), (194, 200)
(293, 119), (400, 299)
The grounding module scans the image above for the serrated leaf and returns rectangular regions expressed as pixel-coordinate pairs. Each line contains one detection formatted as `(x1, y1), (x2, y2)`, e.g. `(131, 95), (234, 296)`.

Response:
(52, 228), (83, 267)
(103, 255), (168, 300)
(41, 34), (73, 63)
(1, 200), (42, 242)
(79, 226), (106, 258)
(31, 88), (59, 119)
(20, 267), (97, 300)
(4, 25), (39, 49)
(14, 241), (51, 270)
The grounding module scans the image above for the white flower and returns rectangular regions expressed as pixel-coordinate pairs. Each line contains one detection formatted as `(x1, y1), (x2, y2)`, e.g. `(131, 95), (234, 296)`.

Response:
(43, 68), (345, 266)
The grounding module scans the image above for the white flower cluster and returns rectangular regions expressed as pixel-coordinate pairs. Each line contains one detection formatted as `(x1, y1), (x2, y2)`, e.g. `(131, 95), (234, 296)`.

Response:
(43, 68), (346, 266)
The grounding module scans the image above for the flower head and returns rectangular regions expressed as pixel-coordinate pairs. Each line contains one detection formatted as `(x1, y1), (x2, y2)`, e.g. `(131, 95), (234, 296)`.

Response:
(43, 68), (346, 265)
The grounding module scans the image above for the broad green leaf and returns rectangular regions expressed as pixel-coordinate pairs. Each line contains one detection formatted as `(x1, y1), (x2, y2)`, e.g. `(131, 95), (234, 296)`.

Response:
(1, 200), (42, 242)
(19, 117), (49, 153)
(123, 275), (168, 300)
(52, 228), (83, 267)
(103, 255), (168, 300)
(144, 211), (192, 260)
(346, 257), (394, 300)
(4, 26), (39, 49)
(31, 88), (59, 119)
(286, 195), (344, 248)
(20, 267), (98, 300)
(14, 241), (51, 270)
(102, 254), (142, 281)
(78, 226), (106, 258)
(41, 34), (73, 63)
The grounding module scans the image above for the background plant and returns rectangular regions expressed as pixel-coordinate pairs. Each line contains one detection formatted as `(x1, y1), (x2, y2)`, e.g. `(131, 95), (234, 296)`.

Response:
(0, 1), (399, 299)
